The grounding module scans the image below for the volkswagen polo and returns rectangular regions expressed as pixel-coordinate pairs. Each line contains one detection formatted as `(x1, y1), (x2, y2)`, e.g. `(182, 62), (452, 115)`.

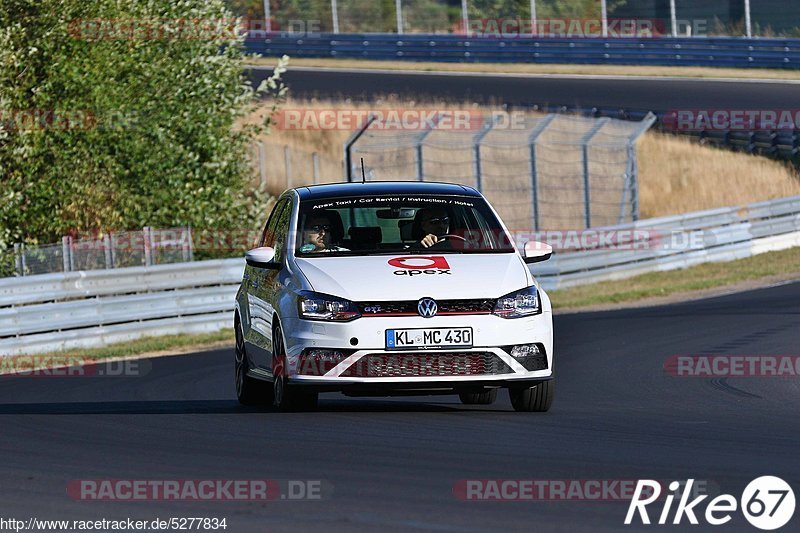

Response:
(234, 182), (554, 411)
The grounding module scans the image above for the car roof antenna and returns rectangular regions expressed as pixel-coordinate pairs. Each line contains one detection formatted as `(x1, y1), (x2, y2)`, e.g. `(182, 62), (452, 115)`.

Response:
(360, 158), (366, 184)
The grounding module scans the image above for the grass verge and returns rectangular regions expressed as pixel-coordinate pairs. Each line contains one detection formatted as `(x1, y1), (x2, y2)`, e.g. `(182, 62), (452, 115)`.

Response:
(249, 57), (800, 81)
(1, 329), (233, 372)
(550, 246), (800, 310)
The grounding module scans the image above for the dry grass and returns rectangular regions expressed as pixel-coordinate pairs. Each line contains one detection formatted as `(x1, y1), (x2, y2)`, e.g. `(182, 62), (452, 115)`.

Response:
(250, 98), (800, 223)
(249, 57), (800, 81)
(637, 134), (800, 218)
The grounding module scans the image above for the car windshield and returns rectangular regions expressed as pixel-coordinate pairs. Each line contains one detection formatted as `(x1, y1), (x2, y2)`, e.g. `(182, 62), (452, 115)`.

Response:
(295, 194), (516, 256)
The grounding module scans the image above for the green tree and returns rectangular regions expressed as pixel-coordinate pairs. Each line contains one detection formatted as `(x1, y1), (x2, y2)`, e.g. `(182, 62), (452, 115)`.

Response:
(0, 0), (284, 257)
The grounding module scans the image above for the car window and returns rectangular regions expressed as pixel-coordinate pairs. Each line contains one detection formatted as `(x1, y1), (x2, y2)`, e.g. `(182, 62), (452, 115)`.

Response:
(272, 199), (293, 263)
(260, 199), (288, 248)
(295, 195), (515, 256)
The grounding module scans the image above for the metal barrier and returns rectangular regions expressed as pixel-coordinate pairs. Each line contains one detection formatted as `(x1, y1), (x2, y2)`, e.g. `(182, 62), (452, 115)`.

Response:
(0, 259), (242, 356)
(246, 34), (800, 68)
(532, 195), (800, 291)
(345, 111), (656, 230)
(1, 195), (798, 355)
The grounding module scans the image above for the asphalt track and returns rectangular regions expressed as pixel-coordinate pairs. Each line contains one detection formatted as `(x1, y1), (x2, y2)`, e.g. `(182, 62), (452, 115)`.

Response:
(248, 66), (800, 110)
(2, 280), (799, 531)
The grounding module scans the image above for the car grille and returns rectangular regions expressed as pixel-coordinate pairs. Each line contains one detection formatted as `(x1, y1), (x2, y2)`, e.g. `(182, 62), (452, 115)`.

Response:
(339, 352), (512, 378)
(357, 299), (495, 317)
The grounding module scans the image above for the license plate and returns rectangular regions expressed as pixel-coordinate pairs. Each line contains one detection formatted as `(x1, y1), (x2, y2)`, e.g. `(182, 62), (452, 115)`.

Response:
(385, 327), (473, 350)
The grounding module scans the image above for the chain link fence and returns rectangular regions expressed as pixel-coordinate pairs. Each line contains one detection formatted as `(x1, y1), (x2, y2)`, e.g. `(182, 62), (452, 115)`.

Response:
(345, 111), (656, 230)
(8, 227), (193, 277)
(234, 0), (800, 37)
(248, 142), (345, 194)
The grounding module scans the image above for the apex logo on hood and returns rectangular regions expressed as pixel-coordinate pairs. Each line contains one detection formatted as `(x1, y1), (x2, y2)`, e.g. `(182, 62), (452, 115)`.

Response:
(388, 256), (452, 276)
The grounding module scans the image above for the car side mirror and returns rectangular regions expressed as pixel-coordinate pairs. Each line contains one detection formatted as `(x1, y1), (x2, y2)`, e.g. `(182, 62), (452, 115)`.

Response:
(523, 241), (553, 264)
(245, 247), (281, 269)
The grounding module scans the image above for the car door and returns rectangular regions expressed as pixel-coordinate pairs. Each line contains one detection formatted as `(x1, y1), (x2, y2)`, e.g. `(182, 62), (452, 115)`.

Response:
(259, 197), (293, 374)
(244, 198), (288, 369)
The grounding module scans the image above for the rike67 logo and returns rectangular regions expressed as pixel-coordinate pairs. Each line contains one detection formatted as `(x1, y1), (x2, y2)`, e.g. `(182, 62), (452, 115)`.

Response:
(626, 477), (795, 530)
(388, 256), (451, 276)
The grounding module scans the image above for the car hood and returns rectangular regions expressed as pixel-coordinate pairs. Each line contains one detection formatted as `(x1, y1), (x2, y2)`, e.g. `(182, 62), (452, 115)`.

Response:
(294, 253), (531, 301)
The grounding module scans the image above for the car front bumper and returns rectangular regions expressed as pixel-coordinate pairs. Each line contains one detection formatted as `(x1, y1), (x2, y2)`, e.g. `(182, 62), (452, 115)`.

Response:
(281, 312), (553, 385)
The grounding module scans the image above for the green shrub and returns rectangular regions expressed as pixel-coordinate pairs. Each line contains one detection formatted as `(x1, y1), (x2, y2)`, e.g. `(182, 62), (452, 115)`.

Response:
(0, 0), (284, 257)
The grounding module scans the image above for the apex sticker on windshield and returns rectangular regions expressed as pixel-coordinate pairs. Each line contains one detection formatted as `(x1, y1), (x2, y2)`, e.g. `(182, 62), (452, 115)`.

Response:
(388, 256), (451, 276)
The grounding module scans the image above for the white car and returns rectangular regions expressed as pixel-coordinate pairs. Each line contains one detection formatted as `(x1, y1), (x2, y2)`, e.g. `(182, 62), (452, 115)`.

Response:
(234, 182), (554, 411)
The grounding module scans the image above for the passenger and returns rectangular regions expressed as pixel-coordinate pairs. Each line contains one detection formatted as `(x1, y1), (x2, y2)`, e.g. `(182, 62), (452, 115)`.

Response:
(300, 213), (348, 253)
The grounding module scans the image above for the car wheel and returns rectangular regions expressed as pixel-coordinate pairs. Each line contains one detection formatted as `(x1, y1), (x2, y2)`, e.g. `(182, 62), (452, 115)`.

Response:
(272, 323), (318, 412)
(235, 321), (273, 406)
(509, 380), (554, 412)
(458, 389), (497, 405)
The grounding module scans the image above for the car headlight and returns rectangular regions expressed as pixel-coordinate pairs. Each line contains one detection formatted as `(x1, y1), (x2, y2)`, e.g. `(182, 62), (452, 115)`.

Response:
(493, 286), (541, 318)
(298, 291), (360, 321)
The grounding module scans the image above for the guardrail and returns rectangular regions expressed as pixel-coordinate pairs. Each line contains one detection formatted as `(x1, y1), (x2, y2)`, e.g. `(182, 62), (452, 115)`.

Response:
(246, 34), (800, 69)
(532, 195), (800, 290)
(2, 195), (799, 355)
(0, 260), (243, 356)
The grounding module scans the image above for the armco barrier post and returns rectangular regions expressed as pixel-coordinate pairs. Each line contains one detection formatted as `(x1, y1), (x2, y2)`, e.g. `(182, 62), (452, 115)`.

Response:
(580, 118), (609, 229)
(68, 236), (75, 271)
(528, 114), (556, 231)
(62, 236), (72, 272)
(103, 233), (113, 269)
(344, 114), (376, 181)
(109, 232), (118, 268)
(143, 227), (152, 267)
(187, 226), (194, 262)
(13, 243), (22, 276)
(415, 112), (441, 182)
(626, 112), (657, 222)
(472, 115), (498, 192)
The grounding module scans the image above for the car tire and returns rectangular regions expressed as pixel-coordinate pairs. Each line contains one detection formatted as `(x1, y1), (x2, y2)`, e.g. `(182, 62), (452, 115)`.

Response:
(272, 323), (319, 412)
(235, 320), (273, 406)
(509, 380), (554, 412)
(458, 389), (497, 405)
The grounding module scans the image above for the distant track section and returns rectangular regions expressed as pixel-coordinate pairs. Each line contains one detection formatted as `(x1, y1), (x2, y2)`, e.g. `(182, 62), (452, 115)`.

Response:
(246, 66), (800, 162)
(247, 65), (800, 110)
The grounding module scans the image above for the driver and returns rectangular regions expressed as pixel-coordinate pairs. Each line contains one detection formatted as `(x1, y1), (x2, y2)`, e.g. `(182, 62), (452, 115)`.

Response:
(415, 207), (451, 248)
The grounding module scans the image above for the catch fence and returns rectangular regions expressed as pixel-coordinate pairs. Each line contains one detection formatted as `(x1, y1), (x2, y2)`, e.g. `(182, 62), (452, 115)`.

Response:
(344, 111), (656, 230)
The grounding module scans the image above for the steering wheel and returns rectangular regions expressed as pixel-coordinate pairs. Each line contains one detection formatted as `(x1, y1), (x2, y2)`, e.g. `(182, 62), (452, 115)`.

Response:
(437, 234), (468, 242)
